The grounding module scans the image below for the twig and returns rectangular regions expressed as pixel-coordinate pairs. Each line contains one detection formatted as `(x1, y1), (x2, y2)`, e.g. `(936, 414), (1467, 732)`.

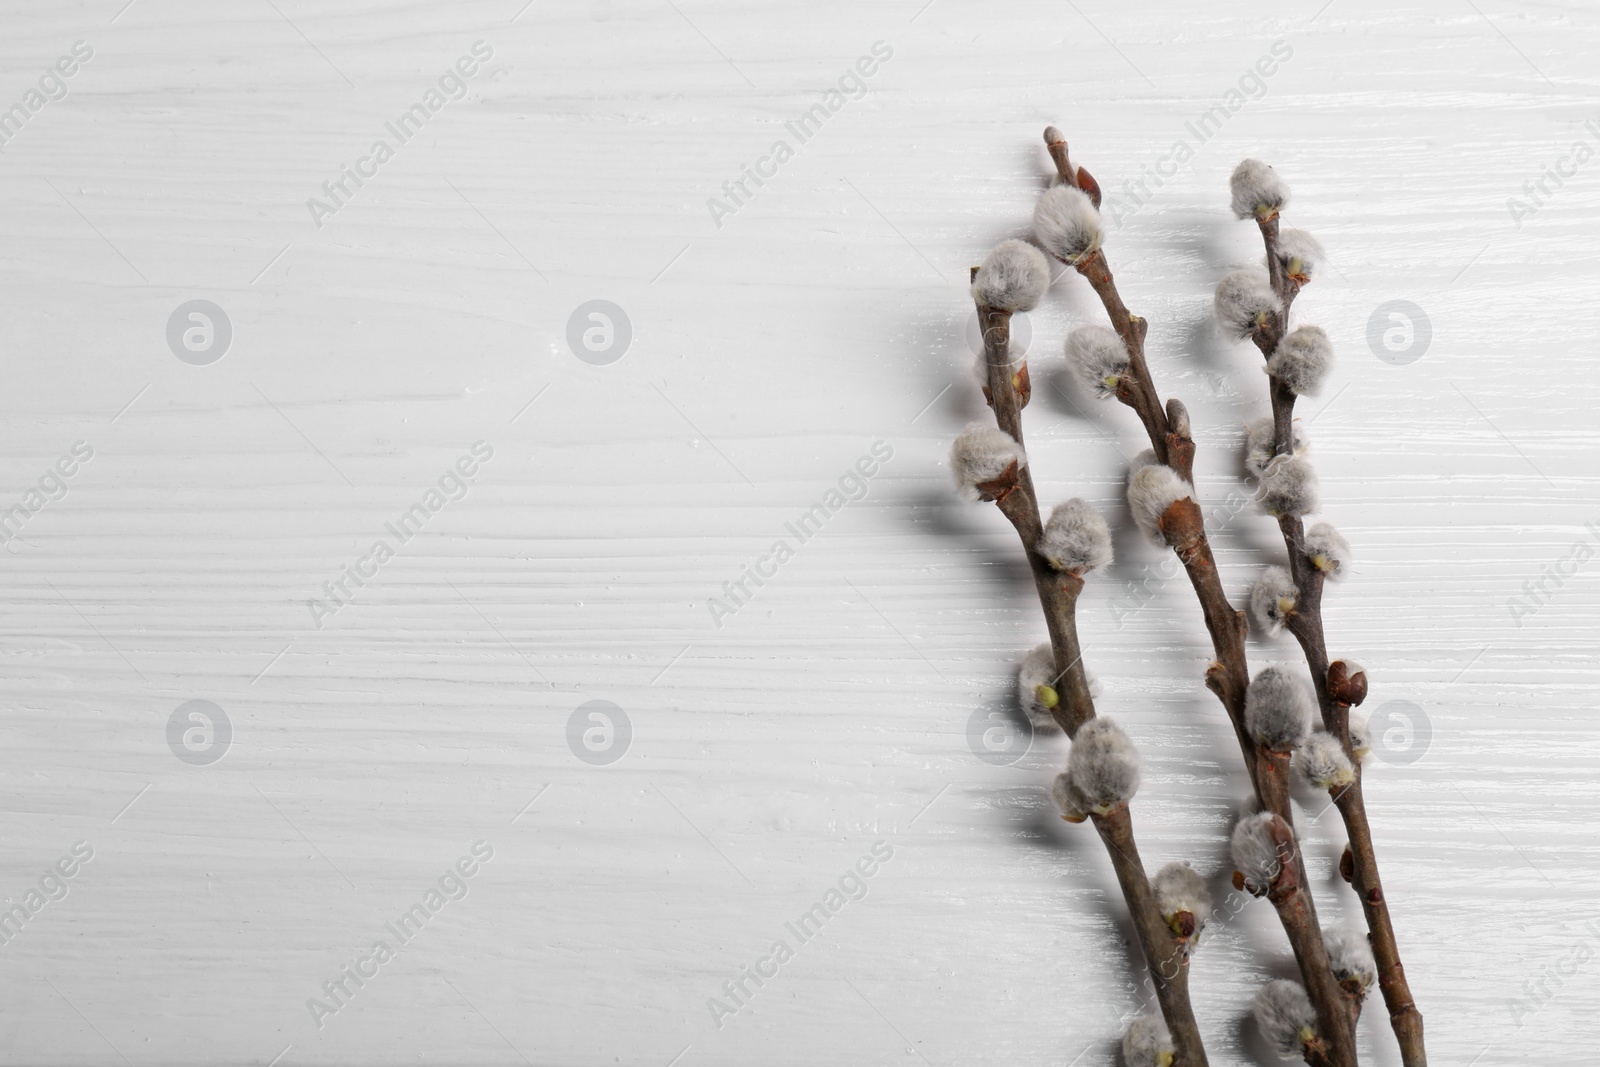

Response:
(1243, 816), (1362, 1067)
(1252, 216), (1428, 1067)
(974, 301), (1208, 1067)
(1041, 128), (1357, 1067)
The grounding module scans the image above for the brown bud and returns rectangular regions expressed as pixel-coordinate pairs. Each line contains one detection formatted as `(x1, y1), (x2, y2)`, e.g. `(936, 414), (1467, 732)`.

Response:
(1327, 661), (1369, 707)
(1168, 910), (1198, 941)
(1165, 397), (1191, 440)
(974, 459), (1022, 504)
(1077, 165), (1102, 209)
(1231, 870), (1247, 893)
(1158, 497), (1207, 558)
(981, 363), (1029, 411)
(1261, 816), (1300, 901)
(1339, 846), (1354, 884)
(1113, 375), (1139, 407)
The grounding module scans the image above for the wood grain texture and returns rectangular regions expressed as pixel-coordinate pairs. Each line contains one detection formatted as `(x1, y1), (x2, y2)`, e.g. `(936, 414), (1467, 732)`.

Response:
(0, 0), (1595, 1063)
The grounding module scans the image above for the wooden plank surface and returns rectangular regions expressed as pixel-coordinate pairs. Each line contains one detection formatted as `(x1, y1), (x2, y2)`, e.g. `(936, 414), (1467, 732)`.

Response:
(0, 0), (1595, 1063)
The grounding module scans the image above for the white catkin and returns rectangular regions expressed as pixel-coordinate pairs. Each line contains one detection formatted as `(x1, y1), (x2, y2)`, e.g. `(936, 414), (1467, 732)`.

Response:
(1231, 811), (1291, 893)
(1325, 926), (1378, 995)
(1258, 454), (1318, 517)
(1131, 447), (1159, 472)
(1127, 464), (1193, 544)
(1297, 731), (1355, 789)
(949, 423), (1026, 501)
(1033, 184), (1103, 263)
(1121, 1014), (1175, 1067)
(1244, 416), (1308, 477)
(1274, 228), (1325, 281)
(1214, 269), (1279, 338)
(1266, 324), (1333, 396)
(1050, 770), (1090, 822)
(1065, 325), (1130, 399)
(1231, 158), (1290, 220)
(1349, 712), (1372, 761)
(1066, 717), (1140, 812)
(1304, 521), (1350, 579)
(1038, 498), (1114, 575)
(1018, 643), (1061, 733)
(1249, 565), (1299, 636)
(1152, 861), (1210, 931)
(1253, 979), (1317, 1058)
(1245, 666), (1314, 752)
(971, 239), (1052, 312)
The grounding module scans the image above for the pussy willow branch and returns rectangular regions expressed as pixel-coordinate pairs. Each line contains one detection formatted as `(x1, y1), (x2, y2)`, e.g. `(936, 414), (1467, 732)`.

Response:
(974, 298), (1208, 1067)
(1254, 819), (1362, 1067)
(1252, 218), (1427, 1067)
(1042, 127), (1357, 1067)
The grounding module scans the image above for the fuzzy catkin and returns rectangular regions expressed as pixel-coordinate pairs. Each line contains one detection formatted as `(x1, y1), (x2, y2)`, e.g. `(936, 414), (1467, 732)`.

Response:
(1325, 926), (1378, 996)
(1152, 861), (1210, 937)
(1050, 770), (1090, 822)
(1066, 717), (1140, 812)
(1304, 521), (1350, 579)
(1121, 1014), (1175, 1067)
(1253, 979), (1317, 1058)
(1127, 464), (1192, 544)
(1249, 565), (1299, 636)
(1214, 269), (1279, 338)
(1064, 325), (1130, 399)
(1244, 416), (1308, 477)
(1266, 324), (1333, 396)
(1297, 731), (1355, 789)
(1349, 713), (1372, 761)
(1033, 184), (1103, 263)
(1017, 643), (1061, 733)
(1038, 498), (1113, 575)
(949, 423), (1026, 501)
(971, 239), (1052, 312)
(1258, 455), (1318, 517)
(1231, 159), (1290, 220)
(1267, 324), (1332, 397)
(1231, 811), (1291, 893)
(1274, 228), (1324, 282)
(1245, 666), (1314, 752)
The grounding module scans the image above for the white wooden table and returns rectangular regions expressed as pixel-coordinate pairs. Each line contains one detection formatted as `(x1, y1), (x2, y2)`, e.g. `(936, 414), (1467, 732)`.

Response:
(1, 0), (1593, 1063)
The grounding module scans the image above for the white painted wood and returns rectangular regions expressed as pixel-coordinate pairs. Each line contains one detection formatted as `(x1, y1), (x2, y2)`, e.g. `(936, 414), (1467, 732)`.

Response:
(0, 0), (1593, 1063)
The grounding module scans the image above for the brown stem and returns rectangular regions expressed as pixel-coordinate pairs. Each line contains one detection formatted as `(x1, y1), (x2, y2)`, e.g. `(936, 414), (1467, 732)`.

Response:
(1076, 250), (1171, 460)
(1253, 217), (1428, 1067)
(1334, 785), (1425, 1064)
(995, 489), (1094, 735)
(1095, 804), (1209, 1065)
(977, 301), (1208, 1067)
(980, 305), (1094, 730)
(1040, 129), (1171, 461)
(1043, 125), (1077, 192)
(1270, 878), (1359, 1067)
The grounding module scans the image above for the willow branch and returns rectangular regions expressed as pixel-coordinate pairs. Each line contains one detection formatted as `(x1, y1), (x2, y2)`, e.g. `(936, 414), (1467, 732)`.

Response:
(975, 300), (1208, 1067)
(1253, 218), (1428, 1067)
(1254, 821), (1363, 1067)
(1042, 128), (1355, 1067)
(1094, 804), (1207, 1066)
